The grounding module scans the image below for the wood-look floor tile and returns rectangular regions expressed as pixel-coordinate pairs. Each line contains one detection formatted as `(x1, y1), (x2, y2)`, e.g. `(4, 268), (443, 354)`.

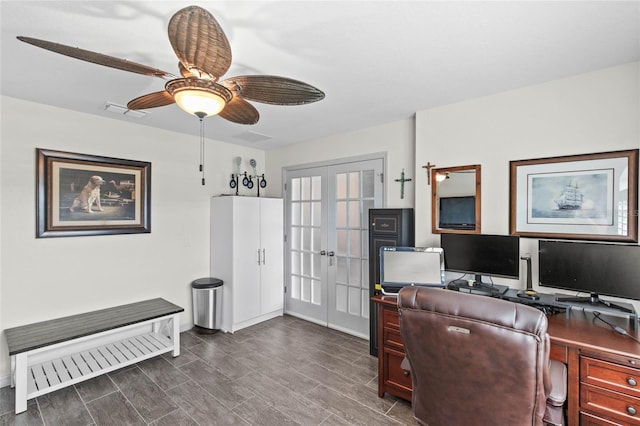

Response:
(179, 359), (254, 410)
(385, 399), (416, 425)
(165, 381), (248, 425)
(298, 363), (359, 394)
(187, 343), (253, 379)
(86, 391), (145, 426)
(74, 374), (117, 403)
(110, 366), (178, 423)
(37, 387), (93, 426)
(0, 386), (16, 416)
(162, 347), (199, 367)
(306, 385), (403, 426)
(237, 371), (330, 426)
(138, 356), (190, 390)
(232, 395), (302, 426)
(149, 408), (198, 426)
(0, 401), (43, 426)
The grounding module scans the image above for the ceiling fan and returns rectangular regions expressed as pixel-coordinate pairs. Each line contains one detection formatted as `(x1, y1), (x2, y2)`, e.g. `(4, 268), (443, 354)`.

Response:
(17, 5), (325, 123)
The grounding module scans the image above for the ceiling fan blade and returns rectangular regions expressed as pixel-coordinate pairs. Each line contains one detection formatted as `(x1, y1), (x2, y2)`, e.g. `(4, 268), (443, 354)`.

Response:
(17, 36), (172, 78)
(168, 6), (232, 80)
(127, 91), (175, 110)
(219, 96), (259, 125)
(221, 75), (325, 105)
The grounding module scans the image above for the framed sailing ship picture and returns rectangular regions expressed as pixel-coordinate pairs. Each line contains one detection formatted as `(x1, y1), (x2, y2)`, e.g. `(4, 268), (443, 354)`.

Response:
(509, 149), (638, 242)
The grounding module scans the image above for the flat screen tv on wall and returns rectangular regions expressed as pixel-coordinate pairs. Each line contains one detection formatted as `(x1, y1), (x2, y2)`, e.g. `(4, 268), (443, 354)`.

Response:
(439, 196), (475, 230)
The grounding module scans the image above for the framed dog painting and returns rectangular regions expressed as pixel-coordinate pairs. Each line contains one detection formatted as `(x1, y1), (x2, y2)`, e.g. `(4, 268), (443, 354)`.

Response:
(36, 149), (151, 238)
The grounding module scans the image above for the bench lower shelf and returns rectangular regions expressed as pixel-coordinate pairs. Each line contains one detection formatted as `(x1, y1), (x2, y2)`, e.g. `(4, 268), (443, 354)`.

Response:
(26, 332), (173, 399)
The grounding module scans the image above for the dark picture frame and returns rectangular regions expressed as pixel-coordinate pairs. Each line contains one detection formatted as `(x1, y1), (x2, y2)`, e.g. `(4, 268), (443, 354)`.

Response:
(36, 149), (151, 238)
(509, 149), (638, 242)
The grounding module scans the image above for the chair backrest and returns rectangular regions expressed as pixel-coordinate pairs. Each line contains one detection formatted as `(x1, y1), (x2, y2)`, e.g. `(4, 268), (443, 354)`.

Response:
(398, 286), (551, 426)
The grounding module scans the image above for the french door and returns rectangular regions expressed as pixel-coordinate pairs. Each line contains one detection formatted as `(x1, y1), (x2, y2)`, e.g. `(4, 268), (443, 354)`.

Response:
(284, 158), (383, 338)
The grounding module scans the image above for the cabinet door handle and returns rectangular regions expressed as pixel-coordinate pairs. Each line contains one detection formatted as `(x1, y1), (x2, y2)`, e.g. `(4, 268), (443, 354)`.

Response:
(627, 405), (637, 416)
(257, 249), (261, 265)
(262, 249), (266, 265)
(403, 370), (410, 377)
(628, 377), (638, 387)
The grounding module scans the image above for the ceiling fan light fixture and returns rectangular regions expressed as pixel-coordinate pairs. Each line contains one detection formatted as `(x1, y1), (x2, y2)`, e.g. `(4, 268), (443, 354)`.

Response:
(166, 78), (232, 117)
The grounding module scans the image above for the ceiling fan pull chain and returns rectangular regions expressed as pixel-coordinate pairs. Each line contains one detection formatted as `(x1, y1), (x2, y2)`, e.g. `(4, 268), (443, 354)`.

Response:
(199, 117), (205, 185)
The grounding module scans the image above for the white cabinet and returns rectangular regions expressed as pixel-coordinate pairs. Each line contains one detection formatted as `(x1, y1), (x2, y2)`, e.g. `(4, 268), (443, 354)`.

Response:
(210, 196), (284, 333)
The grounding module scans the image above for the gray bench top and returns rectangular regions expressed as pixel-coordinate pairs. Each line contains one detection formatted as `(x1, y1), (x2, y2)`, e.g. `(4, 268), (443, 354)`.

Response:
(5, 298), (183, 355)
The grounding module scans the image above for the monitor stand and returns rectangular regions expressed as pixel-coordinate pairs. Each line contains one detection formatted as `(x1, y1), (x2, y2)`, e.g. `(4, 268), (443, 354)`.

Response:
(555, 293), (634, 314)
(470, 275), (508, 295)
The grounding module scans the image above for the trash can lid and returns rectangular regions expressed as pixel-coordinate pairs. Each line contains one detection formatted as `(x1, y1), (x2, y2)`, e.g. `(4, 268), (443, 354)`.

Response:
(191, 277), (223, 289)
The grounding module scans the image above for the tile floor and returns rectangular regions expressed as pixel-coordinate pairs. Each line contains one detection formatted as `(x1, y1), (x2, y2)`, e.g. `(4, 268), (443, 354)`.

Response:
(0, 315), (415, 425)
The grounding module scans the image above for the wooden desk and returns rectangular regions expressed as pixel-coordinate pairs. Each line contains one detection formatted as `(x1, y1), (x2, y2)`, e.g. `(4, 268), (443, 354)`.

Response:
(372, 295), (640, 426)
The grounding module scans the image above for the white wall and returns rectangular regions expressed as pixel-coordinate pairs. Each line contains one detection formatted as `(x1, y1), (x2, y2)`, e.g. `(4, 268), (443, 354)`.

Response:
(415, 62), (640, 306)
(266, 117), (415, 209)
(0, 97), (266, 382)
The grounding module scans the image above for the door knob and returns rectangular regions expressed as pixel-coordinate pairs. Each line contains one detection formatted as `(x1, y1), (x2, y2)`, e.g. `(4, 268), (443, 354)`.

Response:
(328, 251), (335, 256)
(320, 250), (327, 255)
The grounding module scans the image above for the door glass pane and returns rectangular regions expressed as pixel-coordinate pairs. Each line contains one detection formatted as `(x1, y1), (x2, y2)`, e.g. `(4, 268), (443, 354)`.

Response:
(337, 230), (347, 255)
(336, 201), (347, 228)
(349, 258), (361, 285)
(348, 201), (360, 228)
(302, 228), (311, 251)
(348, 287), (361, 315)
(312, 228), (321, 252)
(302, 252), (311, 276)
(336, 256), (348, 284)
(312, 176), (321, 200)
(291, 203), (300, 226)
(291, 178), (301, 201)
(312, 202), (321, 226)
(363, 170), (375, 198)
(302, 202), (311, 226)
(302, 177), (311, 200)
(349, 230), (361, 257)
(302, 278), (311, 302)
(291, 251), (300, 275)
(349, 172), (360, 199)
(312, 252), (321, 278)
(336, 173), (347, 199)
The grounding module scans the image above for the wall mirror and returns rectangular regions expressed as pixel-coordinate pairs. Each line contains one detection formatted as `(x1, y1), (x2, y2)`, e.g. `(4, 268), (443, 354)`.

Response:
(431, 164), (481, 234)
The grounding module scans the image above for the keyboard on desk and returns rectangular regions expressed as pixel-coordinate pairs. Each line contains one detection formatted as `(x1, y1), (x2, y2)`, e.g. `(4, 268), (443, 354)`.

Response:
(446, 281), (508, 296)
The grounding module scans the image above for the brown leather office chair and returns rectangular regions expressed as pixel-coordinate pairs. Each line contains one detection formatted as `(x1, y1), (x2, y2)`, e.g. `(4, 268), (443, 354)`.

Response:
(398, 286), (566, 426)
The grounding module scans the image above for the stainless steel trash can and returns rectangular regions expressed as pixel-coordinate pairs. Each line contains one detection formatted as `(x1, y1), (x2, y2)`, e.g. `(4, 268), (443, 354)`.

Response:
(191, 277), (223, 333)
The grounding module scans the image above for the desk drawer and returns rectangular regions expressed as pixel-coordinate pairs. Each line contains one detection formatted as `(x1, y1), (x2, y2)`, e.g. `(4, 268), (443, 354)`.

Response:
(383, 326), (404, 351)
(549, 343), (567, 363)
(581, 383), (640, 425)
(385, 348), (412, 392)
(581, 411), (630, 426)
(382, 307), (400, 330)
(582, 356), (640, 398)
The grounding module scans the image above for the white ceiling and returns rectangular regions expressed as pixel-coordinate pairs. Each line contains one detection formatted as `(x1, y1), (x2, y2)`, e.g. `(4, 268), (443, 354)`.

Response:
(2, 1), (639, 150)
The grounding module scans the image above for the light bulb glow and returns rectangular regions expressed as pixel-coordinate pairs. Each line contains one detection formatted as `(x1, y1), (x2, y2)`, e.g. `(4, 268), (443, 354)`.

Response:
(174, 90), (226, 116)
(166, 78), (232, 117)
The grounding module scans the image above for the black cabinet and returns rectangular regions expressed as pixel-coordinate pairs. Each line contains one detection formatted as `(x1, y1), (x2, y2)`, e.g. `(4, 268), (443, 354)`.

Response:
(368, 208), (414, 356)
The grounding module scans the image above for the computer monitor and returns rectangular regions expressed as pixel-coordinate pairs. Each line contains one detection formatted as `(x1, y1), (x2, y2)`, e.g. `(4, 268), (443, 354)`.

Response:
(379, 246), (445, 293)
(440, 233), (520, 285)
(538, 240), (640, 311)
